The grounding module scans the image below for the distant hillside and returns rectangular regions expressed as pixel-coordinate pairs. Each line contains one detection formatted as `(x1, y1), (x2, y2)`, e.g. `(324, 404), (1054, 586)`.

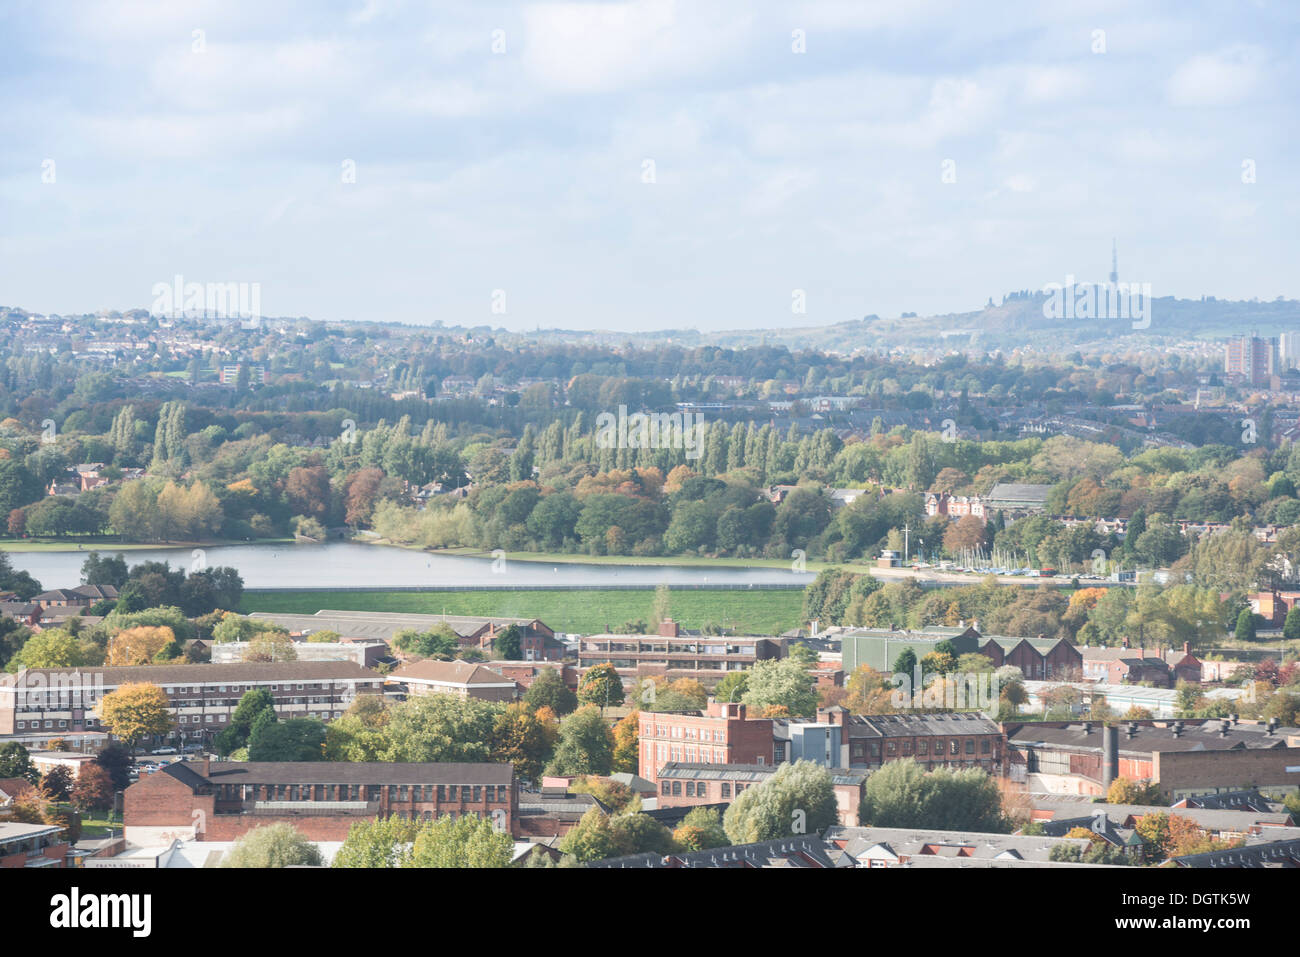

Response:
(557, 293), (1300, 353)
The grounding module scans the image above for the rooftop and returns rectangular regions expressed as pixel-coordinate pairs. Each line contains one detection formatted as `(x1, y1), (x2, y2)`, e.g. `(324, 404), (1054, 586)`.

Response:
(161, 760), (514, 790)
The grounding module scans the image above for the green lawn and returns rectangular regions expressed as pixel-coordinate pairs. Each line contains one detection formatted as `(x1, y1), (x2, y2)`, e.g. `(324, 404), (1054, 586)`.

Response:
(241, 587), (806, 636)
(75, 810), (119, 838)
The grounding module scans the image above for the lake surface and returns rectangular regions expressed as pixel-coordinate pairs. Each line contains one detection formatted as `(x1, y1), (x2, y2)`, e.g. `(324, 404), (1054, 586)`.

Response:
(9, 541), (814, 591)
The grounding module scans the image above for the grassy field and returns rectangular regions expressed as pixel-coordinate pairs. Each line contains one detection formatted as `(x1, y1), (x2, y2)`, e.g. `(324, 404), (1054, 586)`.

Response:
(75, 810), (119, 838)
(241, 587), (806, 635)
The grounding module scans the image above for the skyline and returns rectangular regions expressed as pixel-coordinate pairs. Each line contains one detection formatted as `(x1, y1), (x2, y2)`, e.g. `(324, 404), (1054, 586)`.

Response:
(2, 0), (1296, 331)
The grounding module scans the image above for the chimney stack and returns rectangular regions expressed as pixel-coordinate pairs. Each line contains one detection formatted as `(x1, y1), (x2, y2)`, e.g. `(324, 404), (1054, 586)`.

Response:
(1102, 725), (1119, 787)
(659, 618), (679, 638)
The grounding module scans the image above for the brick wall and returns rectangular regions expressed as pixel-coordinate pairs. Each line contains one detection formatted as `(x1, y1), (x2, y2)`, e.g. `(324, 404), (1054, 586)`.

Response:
(1154, 747), (1300, 797)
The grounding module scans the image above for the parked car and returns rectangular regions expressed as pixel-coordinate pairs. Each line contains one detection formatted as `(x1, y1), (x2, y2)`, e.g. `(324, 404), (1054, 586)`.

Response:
(151, 746), (178, 755)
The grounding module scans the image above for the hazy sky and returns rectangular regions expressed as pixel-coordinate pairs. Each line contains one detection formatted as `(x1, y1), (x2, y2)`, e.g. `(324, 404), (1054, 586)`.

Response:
(1, 1), (1296, 332)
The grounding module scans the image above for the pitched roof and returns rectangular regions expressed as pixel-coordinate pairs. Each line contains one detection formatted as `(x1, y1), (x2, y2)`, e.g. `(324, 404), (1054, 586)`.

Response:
(0, 660), (380, 689)
(390, 659), (516, 686)
(162, 761), (513, 790)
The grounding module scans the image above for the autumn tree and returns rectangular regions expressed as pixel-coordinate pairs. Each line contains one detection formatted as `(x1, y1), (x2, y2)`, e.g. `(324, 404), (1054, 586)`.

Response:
(106, 626), (177, 666)
(490, 703), (553, 782)
(242, 630), (298, 663)
(95, 683), (173, 752)
(70, 764), (114, 812)
(611, 711), (639, 774)
(1106, 776), (1164, 806)
(39, 765), (73, 801)
(673, 806), (730, 851)
(577, 663), (625, 712)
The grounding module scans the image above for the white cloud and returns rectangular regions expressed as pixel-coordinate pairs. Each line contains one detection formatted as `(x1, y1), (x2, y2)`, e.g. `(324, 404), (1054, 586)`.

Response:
(1167, 46), (1264, 106)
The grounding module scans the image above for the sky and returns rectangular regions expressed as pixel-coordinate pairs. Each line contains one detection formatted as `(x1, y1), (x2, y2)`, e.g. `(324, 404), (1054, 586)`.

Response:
(1, 0), (1296, 332)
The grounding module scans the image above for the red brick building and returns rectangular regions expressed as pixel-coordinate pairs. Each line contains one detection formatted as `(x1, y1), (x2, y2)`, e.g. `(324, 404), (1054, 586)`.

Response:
(638, 701), (774, 787)
(485, 661), (579, 692)
(979, 636), (1082, 681)
(123, 758), (517, 844)
(1077, 642), (1202, 687)
(839, 711), (1005, 772)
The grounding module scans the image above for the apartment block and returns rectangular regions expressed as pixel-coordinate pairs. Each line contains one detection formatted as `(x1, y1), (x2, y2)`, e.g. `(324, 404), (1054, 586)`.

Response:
(579, 619), (785, 689)
(0, 662), (384, 744)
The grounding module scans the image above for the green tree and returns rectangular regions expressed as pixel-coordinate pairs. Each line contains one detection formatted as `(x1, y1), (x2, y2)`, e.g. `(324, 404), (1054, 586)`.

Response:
(9, 629), (87, 670)
(857, 759), (1008, 832)
(215, 688), (276, 756)
(222, 823), (324, 868)
(0, 742), (39, 783)
(248, 718), (327, 761)
(333, 815), (422, 868)
(892, 648), (918, 677)
(522, 670), (579, 712)
(1284, 606), (1300, 643)
(713, 671), (749, 704)
(559, 807), (678, 862)
(546, 705), (615, 777)
(723, 761), (838, 844)
(1234, 608), (1257, 642)
(492, 624), (523, 661)
(379, 694), (501, 763)
(408, 814), (513, 868)
(742, 658), (818, 717)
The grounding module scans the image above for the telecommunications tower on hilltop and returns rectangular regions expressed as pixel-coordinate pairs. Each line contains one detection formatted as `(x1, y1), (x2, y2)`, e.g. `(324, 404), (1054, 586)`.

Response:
(1109, 239), (1118, 284)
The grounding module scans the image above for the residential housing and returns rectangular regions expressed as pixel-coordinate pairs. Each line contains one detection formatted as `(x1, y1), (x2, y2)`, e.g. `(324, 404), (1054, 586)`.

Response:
(0, 662), (384, 744)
